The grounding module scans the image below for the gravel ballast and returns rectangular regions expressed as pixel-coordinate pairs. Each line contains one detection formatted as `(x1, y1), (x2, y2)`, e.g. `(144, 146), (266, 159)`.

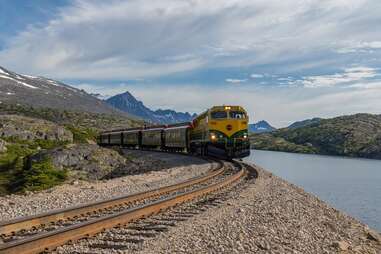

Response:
(0, 151), (212, 221)
(138, 164), (380, 254)
(1, 151), (380, 254)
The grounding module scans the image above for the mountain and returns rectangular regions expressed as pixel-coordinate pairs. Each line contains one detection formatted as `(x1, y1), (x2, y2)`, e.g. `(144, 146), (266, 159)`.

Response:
(250, 113), (381, 159)
(288, 117), (322, 129)
(249, 120), (276, 133)
(106, 91), (196, 124)
(0, 66), (127, 116)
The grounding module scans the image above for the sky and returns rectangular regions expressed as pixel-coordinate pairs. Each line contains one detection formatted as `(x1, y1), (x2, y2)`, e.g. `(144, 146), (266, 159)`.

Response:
(0, 0), (381, 127)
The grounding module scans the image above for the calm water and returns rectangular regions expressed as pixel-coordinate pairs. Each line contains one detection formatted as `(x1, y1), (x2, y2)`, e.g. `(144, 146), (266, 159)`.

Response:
(244, 150), (381, 231)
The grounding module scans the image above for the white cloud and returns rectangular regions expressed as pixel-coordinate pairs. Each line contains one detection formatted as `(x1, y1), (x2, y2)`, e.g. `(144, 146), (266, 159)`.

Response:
(1, 0), (380, 79)
(337, 41), (381, 54)
(225, 78), (247, 84)
(250, 74), (264, 78)
(296, 66), (378, 88)
(1, 0), (381, 126)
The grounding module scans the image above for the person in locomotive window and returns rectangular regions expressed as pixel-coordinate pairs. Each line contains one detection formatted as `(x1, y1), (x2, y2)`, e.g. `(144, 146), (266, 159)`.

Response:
(230, 111), (246, 119)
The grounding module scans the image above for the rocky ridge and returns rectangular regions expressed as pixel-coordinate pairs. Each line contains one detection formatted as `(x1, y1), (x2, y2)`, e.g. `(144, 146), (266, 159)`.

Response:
(0, 114), (73, 142)
(0, 103), (142, 131)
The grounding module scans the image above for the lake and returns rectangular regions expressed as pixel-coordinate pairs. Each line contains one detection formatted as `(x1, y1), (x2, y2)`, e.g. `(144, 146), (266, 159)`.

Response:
(244, 150), (381, 231)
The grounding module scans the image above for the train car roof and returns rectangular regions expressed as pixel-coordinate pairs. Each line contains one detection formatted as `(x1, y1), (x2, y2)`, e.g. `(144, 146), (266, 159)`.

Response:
(164, 125), (191, 130)
(193, 105), (248, 120)
(209, 105), (247, 112)
(100, 127), (142, 135)
(141, 127), (165, 132)
(165, 122), (191, 127)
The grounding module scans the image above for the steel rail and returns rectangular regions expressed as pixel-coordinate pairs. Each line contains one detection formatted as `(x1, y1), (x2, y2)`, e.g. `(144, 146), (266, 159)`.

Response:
(0, 158), (224, 235)
(0, 163), (246, 254)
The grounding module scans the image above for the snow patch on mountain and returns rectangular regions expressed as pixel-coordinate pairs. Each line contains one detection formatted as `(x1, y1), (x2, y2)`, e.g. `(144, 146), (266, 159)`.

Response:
(0, 74), (38, 89)
(45, 79), (61, 86)
(0, 65), (129, 115)
(22, 74), (38, 79)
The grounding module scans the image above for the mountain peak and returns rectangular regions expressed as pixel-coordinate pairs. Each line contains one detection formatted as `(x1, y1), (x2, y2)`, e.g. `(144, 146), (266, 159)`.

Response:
(106, 91), (195, 124)
(249, 120), (276, 133)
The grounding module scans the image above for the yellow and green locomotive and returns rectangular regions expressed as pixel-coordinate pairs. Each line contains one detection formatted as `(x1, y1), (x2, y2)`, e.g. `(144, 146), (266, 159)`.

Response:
(98, 105), (250, 159)
(190, 105), (250, 158)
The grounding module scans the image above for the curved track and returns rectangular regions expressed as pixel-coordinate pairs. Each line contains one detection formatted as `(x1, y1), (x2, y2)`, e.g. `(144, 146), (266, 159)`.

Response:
(0, 158), (223, 236)
(0, 158), (252, 254)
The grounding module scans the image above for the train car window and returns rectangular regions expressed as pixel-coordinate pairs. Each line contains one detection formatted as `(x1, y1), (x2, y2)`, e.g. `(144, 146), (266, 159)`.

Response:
(211, 111), (227, 119)
(230, 111), (246, 119)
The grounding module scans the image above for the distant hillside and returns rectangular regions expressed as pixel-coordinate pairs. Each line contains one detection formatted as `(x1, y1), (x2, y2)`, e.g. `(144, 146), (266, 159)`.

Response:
(288, 117), (322, 129)
(106, 91), (196, 124)
(249, 120), (276, 133)
(0, 66), (128, 116)
(250, 114), (381, 159)
(0, 103), (142, 131)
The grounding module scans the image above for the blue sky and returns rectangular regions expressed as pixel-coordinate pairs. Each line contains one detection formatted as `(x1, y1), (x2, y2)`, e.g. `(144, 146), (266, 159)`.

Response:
(1, 0), (381, 127)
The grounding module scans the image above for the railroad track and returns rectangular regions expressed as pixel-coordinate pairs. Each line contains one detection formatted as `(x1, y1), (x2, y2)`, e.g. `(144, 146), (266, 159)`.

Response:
(0, 158), (254, 254)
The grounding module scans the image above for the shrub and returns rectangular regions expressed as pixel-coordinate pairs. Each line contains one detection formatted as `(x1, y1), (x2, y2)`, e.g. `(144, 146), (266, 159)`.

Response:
(0, 140), (68, 194)
(12, 157), (67, 192)
(65, 125), (98, 143)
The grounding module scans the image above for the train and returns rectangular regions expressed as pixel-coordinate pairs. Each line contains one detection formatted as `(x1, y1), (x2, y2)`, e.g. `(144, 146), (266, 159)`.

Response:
(98, 105), (250, 159)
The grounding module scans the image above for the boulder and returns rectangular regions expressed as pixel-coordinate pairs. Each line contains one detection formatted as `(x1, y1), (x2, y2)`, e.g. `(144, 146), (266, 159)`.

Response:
(366, 229), (381, 243)
(0, 139), (6, 153)
(28, 144), (127, 180)
(333, 241), (350, 251)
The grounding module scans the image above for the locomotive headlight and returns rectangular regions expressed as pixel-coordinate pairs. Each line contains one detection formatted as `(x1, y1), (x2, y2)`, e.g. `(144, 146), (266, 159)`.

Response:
(243, 134), (248, 139)
(210, 133), (217, 140)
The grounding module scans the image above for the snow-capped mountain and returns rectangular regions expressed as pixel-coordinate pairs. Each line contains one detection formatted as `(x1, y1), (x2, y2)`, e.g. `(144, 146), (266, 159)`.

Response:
(106, 91), (196, 124)
(249, 120), (276, 133)
(0, 66), (125, 115)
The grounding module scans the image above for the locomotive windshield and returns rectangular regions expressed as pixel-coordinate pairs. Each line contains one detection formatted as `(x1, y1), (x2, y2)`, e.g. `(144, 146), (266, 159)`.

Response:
(211, 111), (227, 119)
(230, 111), (246, 119)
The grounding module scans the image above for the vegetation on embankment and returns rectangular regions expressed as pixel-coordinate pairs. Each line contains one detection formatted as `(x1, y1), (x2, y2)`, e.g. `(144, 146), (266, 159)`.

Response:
(0, 104), (141, 195)
(0, 103), (143, 131)
(250, 113), (381, 159)
(0, 138), (69, 193)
